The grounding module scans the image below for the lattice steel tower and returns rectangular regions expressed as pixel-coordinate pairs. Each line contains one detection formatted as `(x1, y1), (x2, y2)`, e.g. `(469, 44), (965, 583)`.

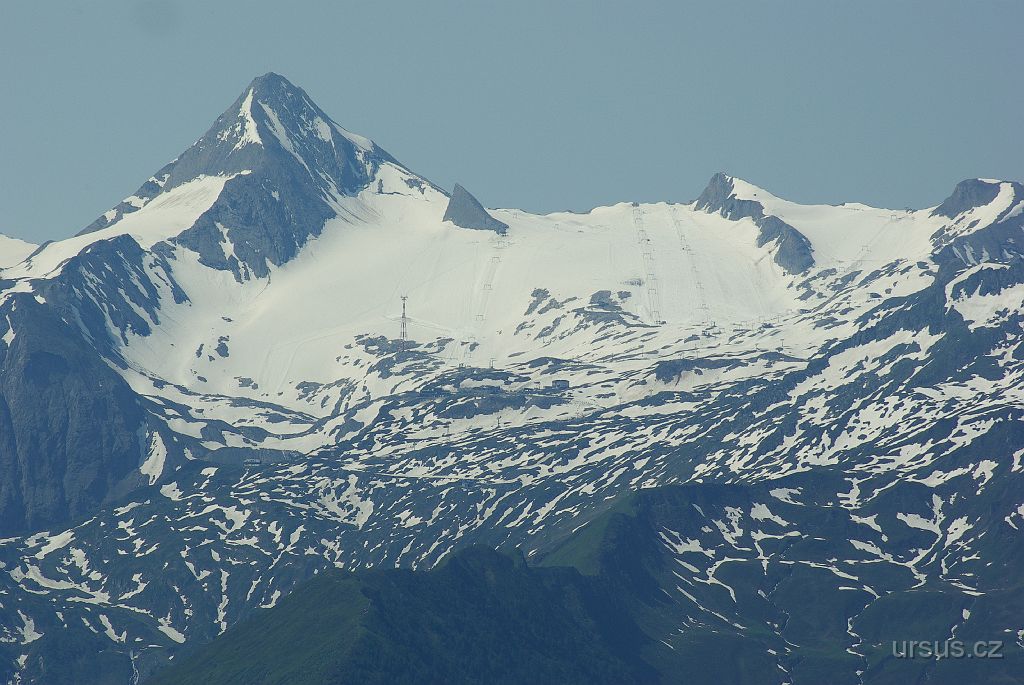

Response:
(400, 296), (408, 352)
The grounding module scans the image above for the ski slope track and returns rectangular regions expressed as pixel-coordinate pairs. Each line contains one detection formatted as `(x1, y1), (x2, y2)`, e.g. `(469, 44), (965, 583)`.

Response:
(1, 74), (1024, 683)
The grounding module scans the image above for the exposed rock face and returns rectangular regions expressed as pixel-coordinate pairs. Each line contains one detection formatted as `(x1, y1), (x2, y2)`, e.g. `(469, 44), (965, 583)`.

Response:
(0, 234), (190, 535)
(694, 171), (765, 222)
(695, 172), (814, 274)
(78, 73), (407, 280)
(442, 184), (508, 235)
(46, 235), (188, 360)
(930, 180), (1024, 271)
(755, 214), (815, 274)
(932, 178), (1002, 219)
(0, 292), (148, 535)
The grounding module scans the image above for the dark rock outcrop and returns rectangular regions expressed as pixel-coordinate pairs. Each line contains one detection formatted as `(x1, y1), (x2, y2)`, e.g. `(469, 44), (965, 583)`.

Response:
(442, 184), (508, 235)
(694, 171), (765, 222)
(930, 180), (1024, 270)
(931, 178), (1002, 219)
(695, 173), (815, 274)
(0, 293), (148, 535)
(755, 214), (815, 274)
(78, 73), (413, 280)
(45, 234), (188, 360)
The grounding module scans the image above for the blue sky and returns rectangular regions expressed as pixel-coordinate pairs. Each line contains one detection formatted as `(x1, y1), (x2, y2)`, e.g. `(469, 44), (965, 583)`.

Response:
(2, 0), (1022, 242)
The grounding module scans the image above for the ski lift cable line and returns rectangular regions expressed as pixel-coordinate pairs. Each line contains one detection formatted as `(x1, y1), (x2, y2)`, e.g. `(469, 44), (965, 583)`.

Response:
(631, 206), (663, 324)
(844, 215), (900, 275)
(669, 204), (711, 327)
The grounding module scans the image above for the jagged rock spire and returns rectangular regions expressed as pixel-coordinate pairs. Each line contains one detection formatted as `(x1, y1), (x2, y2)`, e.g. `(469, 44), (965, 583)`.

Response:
(442, 184), (508, 235)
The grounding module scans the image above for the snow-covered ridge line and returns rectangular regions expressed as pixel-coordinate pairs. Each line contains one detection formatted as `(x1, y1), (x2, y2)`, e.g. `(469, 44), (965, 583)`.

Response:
(2, 173), (247, 280)
(0, 234), (37, 269)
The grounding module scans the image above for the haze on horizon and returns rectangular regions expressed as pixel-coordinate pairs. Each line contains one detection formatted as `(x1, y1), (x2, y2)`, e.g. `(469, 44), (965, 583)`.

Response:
(2, 0), (1022, 243)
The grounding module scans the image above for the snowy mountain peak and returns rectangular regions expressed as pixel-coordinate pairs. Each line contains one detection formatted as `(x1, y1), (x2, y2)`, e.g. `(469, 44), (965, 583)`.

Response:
(693, 172), (738, 212)
(76, 73), (406, 240)
(693, 172), (776, 216)
(224, 72), (384, 162)
(162, 72), (401, 201)
(52, 74), (435, 281)
(246, 71), (301, 101)
(693, 173), (814, 274)
(932, 177), (1024, 220)
(927, 178), (1024, 269)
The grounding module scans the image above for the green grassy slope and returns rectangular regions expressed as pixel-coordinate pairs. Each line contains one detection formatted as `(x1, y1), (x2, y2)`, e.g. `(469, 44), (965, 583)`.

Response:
(148, 546), (656, 685)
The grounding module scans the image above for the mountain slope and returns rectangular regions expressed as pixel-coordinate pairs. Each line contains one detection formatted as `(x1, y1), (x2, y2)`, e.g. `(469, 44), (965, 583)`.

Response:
(0, 288), (149, 533)
(0, 235), (36, 269)
(147, 480), (1024, 685)
(148, 545), (654, 685)
(18, 73), (416, 282)
(0, 73), (435, 534)
(0, 73), (1023, 684)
